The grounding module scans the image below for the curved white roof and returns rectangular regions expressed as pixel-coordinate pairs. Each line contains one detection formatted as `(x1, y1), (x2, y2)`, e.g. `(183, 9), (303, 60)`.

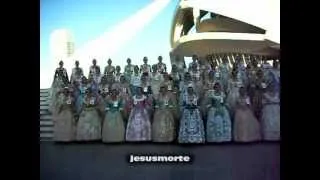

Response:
(180, 0), (280, 43)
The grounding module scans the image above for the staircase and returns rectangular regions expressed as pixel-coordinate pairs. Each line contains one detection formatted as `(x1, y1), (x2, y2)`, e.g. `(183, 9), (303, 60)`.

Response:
(40, 89), (53, 141)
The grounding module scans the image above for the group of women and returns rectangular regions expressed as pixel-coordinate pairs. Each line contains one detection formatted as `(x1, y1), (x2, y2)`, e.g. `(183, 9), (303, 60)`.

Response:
(49, 54), (280, 144)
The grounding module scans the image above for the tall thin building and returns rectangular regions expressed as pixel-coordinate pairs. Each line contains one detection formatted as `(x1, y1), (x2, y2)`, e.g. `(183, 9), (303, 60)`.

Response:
(50, 29), (75, 65)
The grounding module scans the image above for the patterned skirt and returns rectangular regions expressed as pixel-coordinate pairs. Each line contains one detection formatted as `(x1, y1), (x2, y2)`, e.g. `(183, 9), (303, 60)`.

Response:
(206, 107), (232, 142)
(152, 109), (175, 142)
(178, 108), (205, 143)
(126, 108), (151, 141)
(76, 109), (102, 141)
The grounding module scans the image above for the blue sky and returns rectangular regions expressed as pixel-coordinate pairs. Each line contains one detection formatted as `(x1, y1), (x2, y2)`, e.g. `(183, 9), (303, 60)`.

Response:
(41, 0), (179, 87)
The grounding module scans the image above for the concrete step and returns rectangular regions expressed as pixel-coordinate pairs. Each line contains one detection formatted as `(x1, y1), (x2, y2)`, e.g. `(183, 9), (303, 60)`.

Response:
(40, 133), (53, 138)
(40, 89), (50, 93)
(40, 114), (53, 120)
(40, 105), (49, 110)
(40, 126), (54, 132)
(40, 97), (48, 101)
(40, 101), (50, 106)
(40, 121), (53, 126)
(40, 110), (50, 115)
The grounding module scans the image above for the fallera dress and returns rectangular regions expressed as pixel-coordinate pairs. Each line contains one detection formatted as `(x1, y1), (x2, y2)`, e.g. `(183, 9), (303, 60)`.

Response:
(261, 92), (280, 141)
(102, 97), (125, 143)
(206, 91), (232, 142)
(233, 96), (261, 142)
(152, 93), (176, 142)
(178, 93), (205, 143)
(76, 95), (103, 141)
(126, 95), (152, 141)
(53, 94), (76, 142)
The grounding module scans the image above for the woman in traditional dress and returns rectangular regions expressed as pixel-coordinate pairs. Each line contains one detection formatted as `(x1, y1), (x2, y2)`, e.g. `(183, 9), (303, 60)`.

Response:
(233, 86), (261, 142)
(117, 75), (132, 123)
(236, 57), (248, 89)
(124, 58), (135, 83)
(70, 61), (84, 84)
(170, 64), (181, 91)
(99, 75), (110, 99)
(162, 73), (174, 93)
(251, 69), (268, 120)
(140, 73), (152, 96)
(270, 60), (280, 94)
(87, 75), (99, 96)
(261, 83), (280, 141)
(140, 57), (152, 75)
(74, 76), (88, 116)
(88, 59), (101, 84)
(114, 66), (122, 83)
(178, 84), (205, 143)
(200, 71), (216, 119)
(76, 88), (104, 141)
(53, 87), (76, 142)
(102, 88), (125, 143)
(104, 59), (115, 76)
(152, 84), (176, 142)
(126, 86), (152, 142)
(130, 66), (141, 96)
(156, 56), (167, 74)
(190, 63), (202, 99)
(150, 65), (163, 98)
(140, 73), (153, 118)
(205, 82), (232, 142)
(179, 72), (194, 103)
(49, 62), (69, 113)
(219, 57), (230, 93)
(226, 69), (243, 116)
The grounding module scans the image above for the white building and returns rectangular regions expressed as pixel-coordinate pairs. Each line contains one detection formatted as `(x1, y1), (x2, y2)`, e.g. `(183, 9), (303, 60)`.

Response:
(50, 29), (75, 69)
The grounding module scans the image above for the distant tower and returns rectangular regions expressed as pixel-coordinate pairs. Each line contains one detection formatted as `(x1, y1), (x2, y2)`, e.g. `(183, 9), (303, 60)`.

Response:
(50, 29), (75, 65)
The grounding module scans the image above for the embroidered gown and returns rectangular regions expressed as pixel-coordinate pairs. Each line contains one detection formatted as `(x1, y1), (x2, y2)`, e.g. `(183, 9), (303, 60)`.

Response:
(126, 95), (152, 141)
(130, 74), (141, 96)
(233, 96), (261, 142)
(190, 70), (202, 98)
(150, 72), (163, 97)
(53, 94), (76, 142)
(89, 65), (101, 83)
(76, 95), (104, 141)
(124, 64), (135, 82)
(206, 91), (232, 142)
(178, 93), (205, 143)
(219, 63), (230, 93)
(152, 93), (176, 142)
(70, 67), (84, 84)
(102, 97), (125, 142)
(261, 92), (280, 141)
(157, 63), (167, 74)
(104, 65), (115, 75)
(49, 68), (68, 113)
(252, 78), (268, 120)
(226, 79), (243, 115)
(117, 83), (132, 121)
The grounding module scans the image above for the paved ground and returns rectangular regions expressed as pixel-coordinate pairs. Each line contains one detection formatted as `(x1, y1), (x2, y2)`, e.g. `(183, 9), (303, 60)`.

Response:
(40, 142), (280, 180)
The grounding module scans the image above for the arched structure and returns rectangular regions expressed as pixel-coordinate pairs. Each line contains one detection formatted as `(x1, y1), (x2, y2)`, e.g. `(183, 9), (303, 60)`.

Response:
(169, 0), (280, 65)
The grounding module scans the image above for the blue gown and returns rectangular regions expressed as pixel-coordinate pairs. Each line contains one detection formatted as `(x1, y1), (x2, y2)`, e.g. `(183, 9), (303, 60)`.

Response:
(178, 93), (205, 143)
(206, 92), (232, 142)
